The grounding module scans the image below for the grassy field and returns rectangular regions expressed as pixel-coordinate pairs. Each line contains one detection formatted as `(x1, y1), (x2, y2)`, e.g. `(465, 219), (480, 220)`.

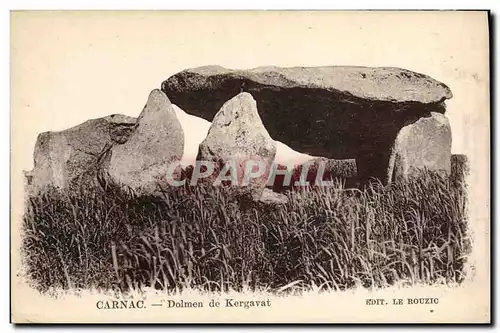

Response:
(21, 157), (470, 294)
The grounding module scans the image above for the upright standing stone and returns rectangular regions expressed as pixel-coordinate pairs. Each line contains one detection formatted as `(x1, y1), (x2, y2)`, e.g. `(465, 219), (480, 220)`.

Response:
(388, 112), (452, 182)
(105, 89), (184, 194)
(196, 92), (277, 200)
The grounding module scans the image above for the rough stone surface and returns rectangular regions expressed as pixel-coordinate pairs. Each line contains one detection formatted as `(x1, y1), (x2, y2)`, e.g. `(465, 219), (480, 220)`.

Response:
(28, 114), (136, 193)
(451, 154), (469, 184)
(163, 65), (452, 104)
(162, 65), (453, 184)
(196, 92), (276, 200)
(388, 112), (452, 182)
(104, 89), (184, 194)
(258, 188), (288, 205)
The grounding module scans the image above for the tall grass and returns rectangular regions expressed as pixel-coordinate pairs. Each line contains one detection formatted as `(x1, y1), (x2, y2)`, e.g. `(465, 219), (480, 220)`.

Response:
(21, 159), (470, 294)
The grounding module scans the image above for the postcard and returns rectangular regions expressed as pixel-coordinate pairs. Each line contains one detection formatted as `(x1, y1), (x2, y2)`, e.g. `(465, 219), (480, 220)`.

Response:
(10, 10), (490, 323)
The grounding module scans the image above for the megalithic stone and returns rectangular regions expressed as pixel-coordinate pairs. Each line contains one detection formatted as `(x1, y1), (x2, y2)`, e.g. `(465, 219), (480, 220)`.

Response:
(387, 112), (452, 183)
(28, 114), (136, 194)
(104, 89), (184, 194)
(196, 92), (277, 201)
(162, 65), (453, 185)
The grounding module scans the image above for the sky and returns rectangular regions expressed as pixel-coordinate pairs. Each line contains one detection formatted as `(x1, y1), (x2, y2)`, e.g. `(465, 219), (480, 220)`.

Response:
(11, 11), (490, 174)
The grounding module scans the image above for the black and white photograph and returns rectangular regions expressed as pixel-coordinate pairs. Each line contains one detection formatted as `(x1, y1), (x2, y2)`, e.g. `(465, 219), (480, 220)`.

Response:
(10, 10), (490, 323)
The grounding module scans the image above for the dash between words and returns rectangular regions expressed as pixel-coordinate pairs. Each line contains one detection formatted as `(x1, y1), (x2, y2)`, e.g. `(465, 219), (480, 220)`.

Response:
(96, 298), (272, 310)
